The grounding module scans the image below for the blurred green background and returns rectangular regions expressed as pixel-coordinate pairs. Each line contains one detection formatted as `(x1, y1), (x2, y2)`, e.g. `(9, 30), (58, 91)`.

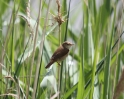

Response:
(0, 0), (124, 99)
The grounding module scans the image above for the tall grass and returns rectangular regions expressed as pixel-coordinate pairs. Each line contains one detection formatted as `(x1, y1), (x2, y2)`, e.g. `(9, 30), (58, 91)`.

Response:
(0, 0), (124, 99)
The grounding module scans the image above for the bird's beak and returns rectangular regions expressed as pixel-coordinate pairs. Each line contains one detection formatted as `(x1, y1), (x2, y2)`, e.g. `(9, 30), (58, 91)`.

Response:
(71, 43), (74, 45)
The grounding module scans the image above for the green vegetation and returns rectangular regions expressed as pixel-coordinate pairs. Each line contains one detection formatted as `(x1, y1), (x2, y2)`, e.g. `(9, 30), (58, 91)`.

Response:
(0, 0), (124, 99)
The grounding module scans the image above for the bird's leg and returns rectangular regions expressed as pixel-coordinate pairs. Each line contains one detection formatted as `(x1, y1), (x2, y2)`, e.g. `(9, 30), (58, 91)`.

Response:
(57, 62), (61, 66)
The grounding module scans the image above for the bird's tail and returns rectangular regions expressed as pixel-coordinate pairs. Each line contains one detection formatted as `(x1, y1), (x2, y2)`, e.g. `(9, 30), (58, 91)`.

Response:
(45, 60), (55, 68)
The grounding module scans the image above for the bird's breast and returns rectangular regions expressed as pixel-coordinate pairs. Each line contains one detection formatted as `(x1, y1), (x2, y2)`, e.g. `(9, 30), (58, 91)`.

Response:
(57, 52), (69, 62)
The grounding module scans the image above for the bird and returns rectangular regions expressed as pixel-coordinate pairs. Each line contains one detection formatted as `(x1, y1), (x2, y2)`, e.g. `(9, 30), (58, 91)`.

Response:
(45, 41), (74, 68)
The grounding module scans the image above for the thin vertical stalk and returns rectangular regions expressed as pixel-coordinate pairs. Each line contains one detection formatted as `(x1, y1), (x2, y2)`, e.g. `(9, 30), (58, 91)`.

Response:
(56, 0), (62, 98)
(103, 8), (115, 99)
(58, 22), (61, 99)
(11, 0), (16, 75)
(0, 0), (2, 94)
(26, 0), (42, 98)
(64, 0), (71, 41)
(89, 10), (100, 99)
(59, 0), (71, 98)
(32, 0), (52, 99)
(89, 4), (100, 98)
(77, 30), (85, 98)
(113, 16), (121, 99)
(89, 35), (99, 99)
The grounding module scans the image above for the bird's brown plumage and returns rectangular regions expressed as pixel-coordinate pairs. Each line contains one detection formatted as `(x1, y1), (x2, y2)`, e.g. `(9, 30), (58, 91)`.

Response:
(45, 45), (69, 68)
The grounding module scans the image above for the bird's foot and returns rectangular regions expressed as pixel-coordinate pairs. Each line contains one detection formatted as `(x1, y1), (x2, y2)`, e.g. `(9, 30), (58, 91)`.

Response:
(57, 62), (61, 66)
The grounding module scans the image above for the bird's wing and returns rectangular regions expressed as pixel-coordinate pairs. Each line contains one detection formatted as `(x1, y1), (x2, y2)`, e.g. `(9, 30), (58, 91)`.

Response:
(51, 46), (69, 61)
(45, 60), (55, 68)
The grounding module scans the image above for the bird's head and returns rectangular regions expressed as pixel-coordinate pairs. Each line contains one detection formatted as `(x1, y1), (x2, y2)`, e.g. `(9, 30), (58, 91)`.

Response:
(62, 41), (74, 49)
